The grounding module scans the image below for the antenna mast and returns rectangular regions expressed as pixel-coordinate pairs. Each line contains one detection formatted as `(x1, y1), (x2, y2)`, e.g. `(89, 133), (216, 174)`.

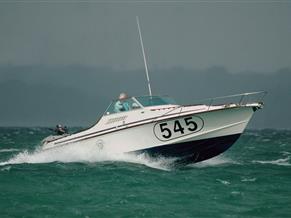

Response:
(136, 16), (152, 96)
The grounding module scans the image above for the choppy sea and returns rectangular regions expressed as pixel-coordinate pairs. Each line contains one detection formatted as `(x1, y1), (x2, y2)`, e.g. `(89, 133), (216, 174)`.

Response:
(0, 127), (290, 218)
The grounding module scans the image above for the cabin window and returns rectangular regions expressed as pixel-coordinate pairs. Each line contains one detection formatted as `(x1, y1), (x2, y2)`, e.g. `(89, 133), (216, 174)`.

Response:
(105, 98), (141, 115)
(135, 96), (176, 107)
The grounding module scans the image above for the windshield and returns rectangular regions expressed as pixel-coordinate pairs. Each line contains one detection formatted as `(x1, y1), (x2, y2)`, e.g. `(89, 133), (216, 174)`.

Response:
(104, 96), (177, 115)
(105, 97), (142, 115)
(135, 96), (176, 107)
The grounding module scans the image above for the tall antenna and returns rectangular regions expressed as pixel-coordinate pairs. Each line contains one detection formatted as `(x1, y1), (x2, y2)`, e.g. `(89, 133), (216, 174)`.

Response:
(136, 16), (152, 96)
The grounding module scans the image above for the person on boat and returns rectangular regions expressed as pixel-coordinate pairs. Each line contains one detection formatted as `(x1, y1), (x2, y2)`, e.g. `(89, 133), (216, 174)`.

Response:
(55, 124), (66, 135)
(114, 92), (130, 112)
(63, 126), (68, 134)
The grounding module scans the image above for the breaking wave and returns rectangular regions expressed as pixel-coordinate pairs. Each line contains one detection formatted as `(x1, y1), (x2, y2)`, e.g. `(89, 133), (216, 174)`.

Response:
(190, 155), (238, 168)
(0, 143), (177, 171)
(0, 144), (237, 171)
(252, 156), (291, 166)
(0, 148), (20, 153)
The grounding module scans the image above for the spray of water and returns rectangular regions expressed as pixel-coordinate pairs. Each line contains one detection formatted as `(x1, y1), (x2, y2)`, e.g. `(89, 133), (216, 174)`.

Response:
(0, 142), (237, 170)
(0, 142), (178, 171)
(189, 155), (237, 168)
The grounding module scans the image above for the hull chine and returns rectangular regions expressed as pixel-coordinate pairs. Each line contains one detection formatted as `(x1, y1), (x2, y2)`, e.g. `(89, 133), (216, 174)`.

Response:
(131, 134), (241, 166)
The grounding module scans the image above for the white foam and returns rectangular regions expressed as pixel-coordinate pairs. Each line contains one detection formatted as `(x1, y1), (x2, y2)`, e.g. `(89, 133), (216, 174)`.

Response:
(241, 177), (257, 182)
(281, 151), (291, 156)
(0, 143), (175, 171)
(1, 142), (239, 170)
(231, 191), (242, 195)
(0, 166), (11, 171)
(190, 155), (237, 168)
(216, 179), (231, 185)
(252, 156), (291, 166)
(0, 148), (20, 153)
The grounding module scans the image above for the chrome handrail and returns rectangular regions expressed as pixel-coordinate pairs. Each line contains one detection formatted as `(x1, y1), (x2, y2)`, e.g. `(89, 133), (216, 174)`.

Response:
(200, 91), (267, 101)
(153, 91), (266, 121)
(196, 91), (267, 111)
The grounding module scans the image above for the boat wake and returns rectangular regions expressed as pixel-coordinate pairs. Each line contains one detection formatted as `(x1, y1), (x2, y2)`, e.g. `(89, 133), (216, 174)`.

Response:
(0, 142), (238, 171)
(0, 143), (177, 171)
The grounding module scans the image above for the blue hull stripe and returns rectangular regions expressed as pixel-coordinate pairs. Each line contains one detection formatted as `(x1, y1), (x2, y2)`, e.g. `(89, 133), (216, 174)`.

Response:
(131, 134), (241, 165)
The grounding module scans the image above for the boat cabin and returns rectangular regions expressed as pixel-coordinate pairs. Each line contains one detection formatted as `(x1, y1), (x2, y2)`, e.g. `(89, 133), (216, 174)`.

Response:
(104, 96), (177, 115)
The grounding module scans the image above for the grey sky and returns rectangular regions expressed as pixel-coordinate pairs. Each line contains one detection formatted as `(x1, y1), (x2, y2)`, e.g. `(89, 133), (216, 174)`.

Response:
(0, 1), (290, 73)
(0, 1), (291, 128)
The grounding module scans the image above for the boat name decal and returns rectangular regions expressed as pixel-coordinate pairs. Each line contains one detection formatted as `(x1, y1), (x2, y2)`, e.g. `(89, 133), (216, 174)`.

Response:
(153, 116), (204, 141)
(106, 116), (128, 125)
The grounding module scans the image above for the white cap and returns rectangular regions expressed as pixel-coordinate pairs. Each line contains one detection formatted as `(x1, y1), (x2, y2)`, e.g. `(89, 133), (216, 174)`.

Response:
(119, 92), (128, 100)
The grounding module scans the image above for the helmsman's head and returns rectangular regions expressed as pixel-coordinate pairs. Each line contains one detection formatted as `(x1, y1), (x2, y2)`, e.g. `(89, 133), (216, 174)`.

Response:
(118, 92), (128, 100)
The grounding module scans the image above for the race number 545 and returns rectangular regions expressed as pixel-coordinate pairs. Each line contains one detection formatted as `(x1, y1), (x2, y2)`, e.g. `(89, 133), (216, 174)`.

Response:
(154, 116), (203, 141)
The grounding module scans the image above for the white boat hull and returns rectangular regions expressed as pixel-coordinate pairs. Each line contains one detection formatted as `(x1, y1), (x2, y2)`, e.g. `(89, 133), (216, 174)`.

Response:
(42, 104), (258, 165)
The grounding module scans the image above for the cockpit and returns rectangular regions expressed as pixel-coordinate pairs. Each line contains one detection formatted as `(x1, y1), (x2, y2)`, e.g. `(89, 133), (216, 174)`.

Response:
(104, 96), (177, 115)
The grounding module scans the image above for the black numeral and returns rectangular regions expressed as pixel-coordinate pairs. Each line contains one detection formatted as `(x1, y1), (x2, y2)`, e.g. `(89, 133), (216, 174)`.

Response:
(174, 120), (185, 134)
(159, 123), (172, 139)
(184, 117), (198, 131)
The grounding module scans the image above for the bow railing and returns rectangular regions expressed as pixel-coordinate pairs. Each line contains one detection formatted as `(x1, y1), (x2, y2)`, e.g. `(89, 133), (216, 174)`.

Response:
(196, 91), (267, 110)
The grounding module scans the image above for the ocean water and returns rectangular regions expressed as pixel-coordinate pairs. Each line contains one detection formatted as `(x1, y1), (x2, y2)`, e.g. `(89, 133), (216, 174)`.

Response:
(0, 128), (290, 218)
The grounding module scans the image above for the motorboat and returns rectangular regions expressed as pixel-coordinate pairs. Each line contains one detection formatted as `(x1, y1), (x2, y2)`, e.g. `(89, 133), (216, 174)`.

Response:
(41, 17), (266, 165)
(41, 92), (265, 165)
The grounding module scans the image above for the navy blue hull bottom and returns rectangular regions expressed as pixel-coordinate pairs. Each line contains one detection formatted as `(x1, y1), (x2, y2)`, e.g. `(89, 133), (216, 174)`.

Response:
(132, 134), (241, 165)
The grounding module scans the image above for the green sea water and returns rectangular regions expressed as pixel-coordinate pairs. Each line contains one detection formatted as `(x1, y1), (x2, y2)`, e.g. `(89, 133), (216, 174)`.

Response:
(0, 127), (290, 218)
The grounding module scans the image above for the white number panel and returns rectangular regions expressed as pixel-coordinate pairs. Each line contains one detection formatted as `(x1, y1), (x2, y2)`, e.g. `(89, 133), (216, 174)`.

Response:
(153, 116), (204, 141)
